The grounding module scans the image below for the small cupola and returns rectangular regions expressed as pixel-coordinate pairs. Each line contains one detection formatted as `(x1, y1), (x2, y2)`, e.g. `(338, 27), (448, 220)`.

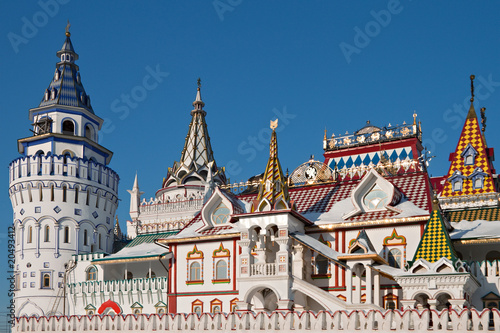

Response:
(56, 21), (79, 64)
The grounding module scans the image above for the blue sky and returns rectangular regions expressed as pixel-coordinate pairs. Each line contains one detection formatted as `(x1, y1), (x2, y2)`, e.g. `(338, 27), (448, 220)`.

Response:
(1, 0), (500, 315)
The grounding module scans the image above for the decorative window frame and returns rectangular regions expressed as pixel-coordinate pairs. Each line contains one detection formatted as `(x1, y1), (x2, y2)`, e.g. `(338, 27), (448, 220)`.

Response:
(86, 265), (97, 281)
(199, 187), (238, 232)
(130, 302), (143, 315)
(343, 168), (402, 219)
(192, 299), (203, 314)
(383, 229), (407, 268)
(212, 243), (230, 284)
(40, 271), (52, 289)
(230, 298), (239, 312)
(210, 299), (222, 313)
(84, 304), (96, 316)
(469, 167), (488, 190)
(312, 235), (332, 279)
(186, 245), (204, 285)
(154, 301), (167, 314)
(447, 170), (466, 192)
(383, 293), (399, 310)
(461, 143), (478, 166)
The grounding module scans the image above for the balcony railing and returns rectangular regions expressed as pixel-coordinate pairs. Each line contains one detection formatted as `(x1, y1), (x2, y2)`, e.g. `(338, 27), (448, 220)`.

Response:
(250, 263), (277, 276)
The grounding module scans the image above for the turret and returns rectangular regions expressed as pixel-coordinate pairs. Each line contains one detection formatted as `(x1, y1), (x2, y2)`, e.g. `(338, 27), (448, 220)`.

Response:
(9, 24), (119, 317)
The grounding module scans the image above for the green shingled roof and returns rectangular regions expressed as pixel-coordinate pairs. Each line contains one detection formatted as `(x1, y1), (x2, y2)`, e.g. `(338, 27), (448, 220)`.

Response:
(125, 231), (179, 248)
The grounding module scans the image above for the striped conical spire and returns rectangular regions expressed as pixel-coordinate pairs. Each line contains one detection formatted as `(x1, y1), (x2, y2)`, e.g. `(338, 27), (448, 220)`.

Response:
(252, 120), (290, 212)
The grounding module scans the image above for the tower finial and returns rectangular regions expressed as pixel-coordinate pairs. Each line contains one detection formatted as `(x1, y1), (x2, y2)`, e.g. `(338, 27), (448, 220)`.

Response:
(197, 77), (201, 89)
(470, 74), (475, 102)
(65, 20), (71, 37)
(270, 119), (278, 131)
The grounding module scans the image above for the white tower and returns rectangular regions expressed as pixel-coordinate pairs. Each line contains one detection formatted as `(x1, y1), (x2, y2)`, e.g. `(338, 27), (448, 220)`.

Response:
(9, 27), (119, 317)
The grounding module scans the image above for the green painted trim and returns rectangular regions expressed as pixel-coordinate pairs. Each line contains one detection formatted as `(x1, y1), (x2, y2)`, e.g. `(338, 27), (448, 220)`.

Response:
(312, 274), (331, 280)
(186, 280), (204, 285)
(212, 279), (231, 284)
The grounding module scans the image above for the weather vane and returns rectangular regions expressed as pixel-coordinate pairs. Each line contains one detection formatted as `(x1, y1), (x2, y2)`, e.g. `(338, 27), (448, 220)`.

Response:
(270, 119), (278, 131)
(470, 74), (475, 102)
(65, 20), (71, 37)
(481, 107), (486, 133)
(197, 78), (201, 89)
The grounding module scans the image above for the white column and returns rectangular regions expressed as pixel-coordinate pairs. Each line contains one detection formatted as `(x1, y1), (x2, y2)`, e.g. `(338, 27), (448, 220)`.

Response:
(346, 266), (353, 304)
(366, 265), (372, 304)
(54, 222), (60, 258)
(354, 274), (361, 304)
(75, 226), (80, 254)
(35, 222), (40, 258)
(374, 270), (380, 307)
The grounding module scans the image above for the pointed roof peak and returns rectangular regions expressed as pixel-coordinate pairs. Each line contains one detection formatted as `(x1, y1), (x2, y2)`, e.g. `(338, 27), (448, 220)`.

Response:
(467, 74), (477, 119)
(36, 25), (94, 113)
(133, 172), (139, 190)
(252, 119), (292, 212)
(193, 78), (205, 109)
(411, 208), (457, 264)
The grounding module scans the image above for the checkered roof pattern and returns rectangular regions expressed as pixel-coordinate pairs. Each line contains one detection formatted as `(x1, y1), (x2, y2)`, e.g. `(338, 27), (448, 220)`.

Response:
(447, 207), (500, 222)
(442, 110), (495, 197)
(413, 210), (457, 263)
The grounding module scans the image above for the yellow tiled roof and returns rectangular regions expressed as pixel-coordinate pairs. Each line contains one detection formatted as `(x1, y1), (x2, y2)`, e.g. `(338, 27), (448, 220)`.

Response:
(447, 208), (500, 222)
(413, 209), (457, 263)
(441, 106), (495, 197)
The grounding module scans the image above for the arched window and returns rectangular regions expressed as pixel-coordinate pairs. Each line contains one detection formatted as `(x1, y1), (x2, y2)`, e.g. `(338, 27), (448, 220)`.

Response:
(74, 186), (79, 204)
(87, 267), (97, 281)
(39, 184), (43, 201)
(486, 251), (500, 262)
(388, 248), (402, 268)
(62, 185), (67, 202)
(86, 188), (90, 206)
(50, 184), (55, 201)
(64, 226), (69, 243)
(44, 225), (50, 242)
(27, 226), (33, 243)
(85, 125), (93, 140)
(62, 120), (74, 135)
(363, 184), (389, 210)
(98, 234), (102, 250)
(212, 202), (230, 225)
(83, 229), (88, 246)
(126, 271), (133, 280)
(190, 262), (201, 281)
(215, 260), (227, 280)
(42, 273), (51, 288)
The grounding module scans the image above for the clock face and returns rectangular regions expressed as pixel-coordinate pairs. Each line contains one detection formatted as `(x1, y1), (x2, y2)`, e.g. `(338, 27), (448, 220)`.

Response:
(305, 166), (317, 180)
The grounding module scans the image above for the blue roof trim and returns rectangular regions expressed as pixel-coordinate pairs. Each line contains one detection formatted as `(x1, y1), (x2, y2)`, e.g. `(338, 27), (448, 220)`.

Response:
(20, 135), (111, 161)
(30, 106), (102, 128)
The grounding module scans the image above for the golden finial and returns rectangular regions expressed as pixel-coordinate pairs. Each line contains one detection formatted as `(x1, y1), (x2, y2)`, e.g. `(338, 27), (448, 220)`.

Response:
(270, 119), (278, 131)
(197, 77), (201, 89)
(115, 215), (119, 224)
(413, 111), (417, 125)
(324, 128), (327, 140)
(65, 20), (71, 37)
(470, 74), (475, 102)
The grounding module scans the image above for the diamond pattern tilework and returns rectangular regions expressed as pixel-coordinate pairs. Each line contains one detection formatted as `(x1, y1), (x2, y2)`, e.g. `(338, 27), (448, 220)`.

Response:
(413, 210), (456, 263)
(447, 208), (500, 222)
(442, 114), (495, 197)
(201, 225), (233, 235)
